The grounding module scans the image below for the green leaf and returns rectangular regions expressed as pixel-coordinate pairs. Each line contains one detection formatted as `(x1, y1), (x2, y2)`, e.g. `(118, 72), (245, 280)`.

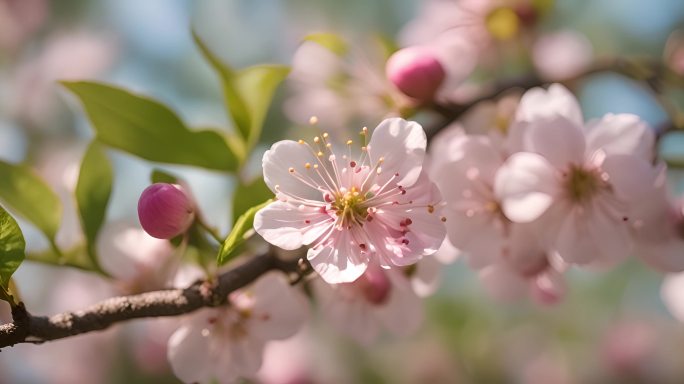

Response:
(0, 206), (26, 296)
(193, 32), (290, 148)
(234, 65), (290, 147)
(75, 142), (112, 268)
(0, 161), (62, 242)
(151, 169), (179, 184)
(303, 32), (349, 56)
(232, 177), (274, 224)
(218, 200), (271, 266)
(62, 81), (239, 172)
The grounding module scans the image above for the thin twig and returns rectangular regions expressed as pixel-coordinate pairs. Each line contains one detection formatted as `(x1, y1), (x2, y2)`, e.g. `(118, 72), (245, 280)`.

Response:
(0, 252), (308, 349)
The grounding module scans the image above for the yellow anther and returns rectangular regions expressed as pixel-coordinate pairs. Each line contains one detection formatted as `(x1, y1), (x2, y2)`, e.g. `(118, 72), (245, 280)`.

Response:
(323, 132), (329, 139)
(317, 151), (324, 157)
(288, 167), (295, 173)
(361, 146), (367, 151)
(309, 116), (319, 125)
(378, 157), (385, 163)
(313, 164), (319, 169)
(326, 143), (332, 149)
(298, 139), (305, 144)
(314, 136), (320, 143)
(305, 163), (311, 169)
(346, 140), (353, 145)
(427, 205), (435, 214)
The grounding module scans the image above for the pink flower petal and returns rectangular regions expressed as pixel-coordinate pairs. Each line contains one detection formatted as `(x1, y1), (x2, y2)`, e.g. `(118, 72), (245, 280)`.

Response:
(601, 154), (657, 204)
(262, 140), (326, 200)
(254, 201), (333, 250)
(522, 115), (586, 169)
(495, 152), (559, 223)
(367, 117), (426, 188)
(167, 318), (214, 384)
(585, 113), (655, 160)
(307, 229), (369, 284)
(515, 83), (584, 127)
(248, 273), (309, 340)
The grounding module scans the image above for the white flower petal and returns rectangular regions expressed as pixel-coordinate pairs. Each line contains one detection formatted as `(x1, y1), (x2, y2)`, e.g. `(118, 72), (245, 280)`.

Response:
(585, 113), (655, 160)
(662, 273), (684, 322)
(249, 273), (309, 340)
(262, 140), (326, 200)
(221, 338), (265, 381)
(554, 206), (631, 264)
(313, 279), (380, 345)
(368, 117), (426, 188)
(254, 201), (333, 250)
(600, 154), (657, 204)
(443, 207), (504, 269)
(307, 230), (369, 284)
(522, 115), (586, 168)
(495, 152), (559, 223)
(515, 83), (584, 127)
(167, 320), (214, 384)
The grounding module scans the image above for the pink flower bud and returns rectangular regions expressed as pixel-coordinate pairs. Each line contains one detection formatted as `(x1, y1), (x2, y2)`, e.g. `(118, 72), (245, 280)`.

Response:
(138, 183), (195, 239)
(355, 265), (392, 305)
(386, 46), (446, 102)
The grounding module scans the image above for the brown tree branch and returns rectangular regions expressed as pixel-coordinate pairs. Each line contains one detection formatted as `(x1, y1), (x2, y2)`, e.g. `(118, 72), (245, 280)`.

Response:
(0, 252), (307, 349)
(425, 57), (682, 141)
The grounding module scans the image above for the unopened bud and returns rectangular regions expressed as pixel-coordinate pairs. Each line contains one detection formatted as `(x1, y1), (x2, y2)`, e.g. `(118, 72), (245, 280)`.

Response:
(138, 183), (195, 239)
(386, 46), (446, 102)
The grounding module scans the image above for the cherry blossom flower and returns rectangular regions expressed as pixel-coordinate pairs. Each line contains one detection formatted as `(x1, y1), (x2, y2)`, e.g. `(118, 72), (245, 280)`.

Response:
(532, 30), (593, 81)
(400, 0), (550, 62)
(313, 263), (424, 345)
(255, 118), (446, 284)
(167, 272), (309, 384)
(432, 131), (552, 277)
(495, 84), (658, 265)
(97, 221), (178, 293)
(285, 40), (405, 136)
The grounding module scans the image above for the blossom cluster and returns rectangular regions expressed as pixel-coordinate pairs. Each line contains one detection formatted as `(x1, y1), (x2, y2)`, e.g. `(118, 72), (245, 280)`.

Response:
(431, 84), (683, 303)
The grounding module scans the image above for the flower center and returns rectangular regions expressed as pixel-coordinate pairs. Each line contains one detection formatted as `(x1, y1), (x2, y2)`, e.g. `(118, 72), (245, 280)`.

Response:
(486, 7), (520, 41)
(331, 186), (369, 227)
(565, 166), (602, 203)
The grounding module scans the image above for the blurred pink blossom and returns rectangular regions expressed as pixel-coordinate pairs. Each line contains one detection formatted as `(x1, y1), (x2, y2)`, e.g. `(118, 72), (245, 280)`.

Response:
(532, 30), (593, 81)
(0, 0), (47, 52)
(97, 221), (179, 294)
(9, 30), (118, 126)
(167, 272), (309, 384)
(313, 263), (424, 345)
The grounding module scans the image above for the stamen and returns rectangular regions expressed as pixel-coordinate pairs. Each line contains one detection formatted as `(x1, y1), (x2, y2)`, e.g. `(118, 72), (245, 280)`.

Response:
(309, 116), (319, 125)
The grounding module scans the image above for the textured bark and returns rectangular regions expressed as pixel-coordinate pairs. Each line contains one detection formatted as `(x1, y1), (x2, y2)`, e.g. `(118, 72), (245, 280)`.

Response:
(0, 253), (307, 349)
